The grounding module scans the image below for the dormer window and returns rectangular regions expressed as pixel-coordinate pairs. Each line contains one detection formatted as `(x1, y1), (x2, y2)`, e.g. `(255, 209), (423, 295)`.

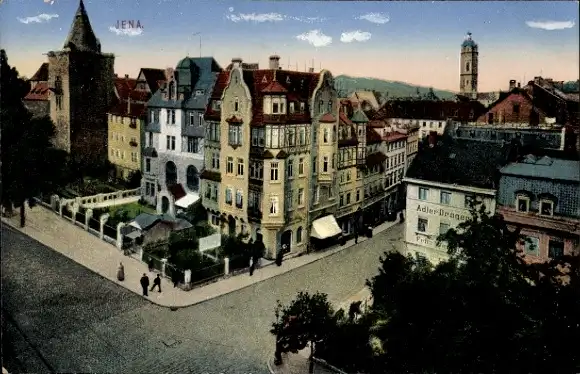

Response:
(212, 100), (221, 111)
(318, 100), (324, 113)
(272, 102), (279, 114)
(195, 90), (203, 96)
(540, 199), (554, 216)
(234, 98), (239, 112)
(516, 195), (530, 213)
(289, 102), (295, 114)
(300, 102), (305, 113)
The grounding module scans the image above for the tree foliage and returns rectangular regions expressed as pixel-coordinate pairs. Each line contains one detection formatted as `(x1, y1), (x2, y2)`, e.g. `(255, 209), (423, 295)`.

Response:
(271, 291), (337, 361)
(364, 202), (580, 374)
(1, 50), (69, 226)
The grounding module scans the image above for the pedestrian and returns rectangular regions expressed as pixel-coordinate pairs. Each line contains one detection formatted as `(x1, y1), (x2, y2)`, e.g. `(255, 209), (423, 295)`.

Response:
(171, 270), (180, 288)
(117, 262), (125, 281)
(249, 256), (254, 276)
(140, 273), (150, 296)
(148, 258), (154, 272)
(276, 248), (283, 267)
(354, 230), (359, 244)
(150, 274), (161, 292)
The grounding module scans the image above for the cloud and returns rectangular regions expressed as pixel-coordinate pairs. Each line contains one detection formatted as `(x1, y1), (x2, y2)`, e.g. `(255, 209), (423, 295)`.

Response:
(287, 16), (327, 23)
(525, 20), (575, 30)
(108, 26), (143, 37)
(226, 12), (284, 23)
(356, 12), (390, 24)
(44, 0), (55, 4)
(17, 13), (59, 24)
(340, 30), (372, 43)
(296, 29), (332, 47)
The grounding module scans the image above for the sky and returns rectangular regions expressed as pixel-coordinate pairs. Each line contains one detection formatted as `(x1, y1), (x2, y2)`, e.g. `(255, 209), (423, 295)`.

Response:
(2, 0), (579, 92)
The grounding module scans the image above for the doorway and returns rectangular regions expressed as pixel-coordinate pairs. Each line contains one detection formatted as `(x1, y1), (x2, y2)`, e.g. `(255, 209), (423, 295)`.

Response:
(281, 230), (292, 254)
(228, 215), (236, 236)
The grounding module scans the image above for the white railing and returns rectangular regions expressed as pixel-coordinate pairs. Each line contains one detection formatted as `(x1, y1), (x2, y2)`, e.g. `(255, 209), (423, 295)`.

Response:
(78, 187), (142, 208)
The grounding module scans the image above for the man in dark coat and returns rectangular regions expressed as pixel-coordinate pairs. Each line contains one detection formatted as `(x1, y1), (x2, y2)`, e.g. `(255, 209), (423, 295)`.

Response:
(150, 274), (161, 292)
(140, 273), (150, 296)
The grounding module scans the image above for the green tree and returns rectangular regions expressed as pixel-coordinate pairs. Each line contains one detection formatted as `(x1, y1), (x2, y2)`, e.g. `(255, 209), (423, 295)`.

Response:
(270, 291), (337, 373)
(1, 50), (69, 227)
(365, 202), (580, 373)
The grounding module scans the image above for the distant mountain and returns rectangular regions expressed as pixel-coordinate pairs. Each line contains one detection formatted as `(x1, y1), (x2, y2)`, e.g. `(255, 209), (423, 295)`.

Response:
(334, 75), (457, 101)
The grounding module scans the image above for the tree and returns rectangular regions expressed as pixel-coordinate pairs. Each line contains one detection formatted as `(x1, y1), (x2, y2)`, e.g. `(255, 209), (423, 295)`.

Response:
(127, 170), (142, 189)
(1, 50), (69, 227)
(270, 291), (337, 373)
(365, 202), (580, 373)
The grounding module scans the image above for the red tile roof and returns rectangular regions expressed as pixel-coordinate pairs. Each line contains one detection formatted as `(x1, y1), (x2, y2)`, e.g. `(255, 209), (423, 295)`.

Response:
(30, 63), (48, 81)
(114, 77), (137, 101)
(261, 80), (288, 93)
(108, 100), (146, 118)
(226, 115), (243, 124)
(383, 132), (408, 142)
(339, 111), (353, 126)
(169, 184), (186, 200)
(374, 100), (486, 122)
(24, 82), (49, 101)
(368, 119), (385, 128)
(320, 113), (336, 123)
(366, 128), (382, 144)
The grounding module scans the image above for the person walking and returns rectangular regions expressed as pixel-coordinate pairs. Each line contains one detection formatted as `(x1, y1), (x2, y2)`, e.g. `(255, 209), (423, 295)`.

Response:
(140, 273), (150, 296)
(117, 262), (125, 281)
(249, 256), (255, 276)
(150, 274), (161, 293)
(354, 230), (359, 244)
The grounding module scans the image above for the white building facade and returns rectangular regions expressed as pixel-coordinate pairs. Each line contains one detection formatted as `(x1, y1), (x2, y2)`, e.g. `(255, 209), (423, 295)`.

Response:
(404, 177), (497, 264)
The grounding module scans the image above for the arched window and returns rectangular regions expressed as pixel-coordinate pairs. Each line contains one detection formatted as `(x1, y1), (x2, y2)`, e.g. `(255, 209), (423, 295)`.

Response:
(165, 161), (177, 187)
(161, 196), (170, 213)
(186, 165), (199, 191)
(168, 81), (175, 100)
(466, 62), (470, 72)
(296, 227), (303, 243)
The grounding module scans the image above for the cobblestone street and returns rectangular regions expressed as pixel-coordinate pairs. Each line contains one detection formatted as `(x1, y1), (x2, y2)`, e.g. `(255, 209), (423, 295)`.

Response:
(2, 222), (404, 373)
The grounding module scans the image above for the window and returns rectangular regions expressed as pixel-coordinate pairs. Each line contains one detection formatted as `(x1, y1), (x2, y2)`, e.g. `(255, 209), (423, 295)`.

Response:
(299, 127), (306, 145)
(548, 239), (564, 258)
(512, 103), (520, 115)
(187, 137), (200, 153)
(465, 62), (470, 72)
(323, 156), (329, 172)
(516, 196), (529, 213)
(212, 185), (218, 201)
(318, 100), (324, 113)
(250, 161), (264, 180)
(165, 161), (177, 187)
(269, 196), (279, 215)
(418, 187), (429, 200)
(252, 128), (265, 146)
(270, 162), (279, 181)
(339, 195), (344, 207)
(289, 102), (295, 114)
(207, 122), (220, 142)
(440, 191), (451, 205)
(229, 124), (242, 146)
(313, 186), (319, 204)
(323, 128), (329, 143)
(464, 195), (474, 208)
(287, 190), (293, 210)
(150, 110), (156, 123)
(327, 100), (333, 113)
(287, 159), (294, 178)
(211, 153), (220, 169)
(235, 190), (243, 208)
(296, 227), (303, 243)
(417, 218), (428, 232)
(540, 200), (554, 216)
(211, 214), (219, 225)
(272, 102), (279, 114)
(225, 188), (233, 205)
(524, 236), (540, 256)
(189, 112), (195, 126)
(147, 132), (153, 147)
(226, 157), (234, 174)
(346, 192), (351, 205)
(287, 128), (296, 146)
(131, 152), (138, 162)
(298, 158), (304, 175)
(198, 113), (204, 126)
(166, 135), (176, 150)
(186, 165), (199, 191)
(145, 158), (151, 172)
(298, 188), (304, 206)
(234, 98), (239, 112)
(356, 190), (360, 201)
(237, 158), (244, 176)
(167, 109), (175, 125)
(312, 156), (317, 174)
(300, 102), (305, 112)
(439, 222), (450, 235)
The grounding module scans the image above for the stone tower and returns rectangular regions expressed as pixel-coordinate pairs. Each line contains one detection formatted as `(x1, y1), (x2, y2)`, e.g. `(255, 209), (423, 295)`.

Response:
(48, 0), (115, 164)
(459, 31), (478, 99)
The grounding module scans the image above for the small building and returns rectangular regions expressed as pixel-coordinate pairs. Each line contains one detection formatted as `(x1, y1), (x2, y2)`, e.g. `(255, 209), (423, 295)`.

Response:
(123, 212), (192, 245)
(497, 154), (580, 262)
(23, 63), (50, 118)
(404, 134), (509, 264)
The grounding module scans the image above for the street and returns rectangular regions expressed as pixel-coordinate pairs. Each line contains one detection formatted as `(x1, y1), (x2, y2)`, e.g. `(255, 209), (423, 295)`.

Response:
(1, 222), (404, 373)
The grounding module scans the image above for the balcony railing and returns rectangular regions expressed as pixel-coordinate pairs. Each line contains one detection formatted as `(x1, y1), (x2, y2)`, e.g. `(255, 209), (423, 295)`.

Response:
(248, 208), (263, 220)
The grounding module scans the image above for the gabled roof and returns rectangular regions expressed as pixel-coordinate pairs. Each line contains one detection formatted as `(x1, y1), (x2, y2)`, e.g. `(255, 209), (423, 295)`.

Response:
(261, 80), (288, 93)
(108, 101), (146, 118)
(63, 0), (100, 52)
(114, 76), (137, 101)
(366, 128), (382, 144)
(138, 68), (166, 93)
(351, 109), (369, 123)
(30, 63), (48, 81)
(24, 82), (49, 101)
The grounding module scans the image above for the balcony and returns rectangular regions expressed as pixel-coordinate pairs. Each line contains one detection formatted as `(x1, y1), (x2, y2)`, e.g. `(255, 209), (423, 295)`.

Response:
(248, 208), (263, 222)
(129, 140), (138, 147)
(318, 173), (333, 183)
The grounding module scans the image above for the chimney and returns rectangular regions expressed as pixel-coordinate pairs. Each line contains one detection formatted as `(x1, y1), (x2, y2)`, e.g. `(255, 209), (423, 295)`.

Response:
(517, 82), (521, 88)
(269, 55), (280, 70)
(231, 57), (242, 69)
(308, 67), (314, 73)
(125, 74), (129, 79)
(509, 80), (516, 90)
(428, 131), (437, 148)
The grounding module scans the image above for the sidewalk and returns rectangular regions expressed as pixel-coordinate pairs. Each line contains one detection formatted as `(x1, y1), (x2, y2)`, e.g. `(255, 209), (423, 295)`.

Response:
(1, 204), (401, 309)
(266, 287), (371, 374)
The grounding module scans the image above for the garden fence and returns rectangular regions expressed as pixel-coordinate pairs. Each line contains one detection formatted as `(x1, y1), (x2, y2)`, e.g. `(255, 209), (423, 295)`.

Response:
(190, 261), (225, 286)
(142, 251), (165, 273)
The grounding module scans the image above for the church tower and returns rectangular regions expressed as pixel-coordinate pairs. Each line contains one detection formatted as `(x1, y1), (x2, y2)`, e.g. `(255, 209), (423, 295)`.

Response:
(48, 0), (115, 164)
(459, 32), (478, 99)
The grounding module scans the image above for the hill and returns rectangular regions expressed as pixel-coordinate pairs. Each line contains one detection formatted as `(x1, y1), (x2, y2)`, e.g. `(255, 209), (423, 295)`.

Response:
(334, 75), (457, 100)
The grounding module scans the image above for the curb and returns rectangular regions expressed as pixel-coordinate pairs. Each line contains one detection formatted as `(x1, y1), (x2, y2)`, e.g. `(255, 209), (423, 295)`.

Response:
(2, 211), (401, 310)
(266, 357), (275, 374)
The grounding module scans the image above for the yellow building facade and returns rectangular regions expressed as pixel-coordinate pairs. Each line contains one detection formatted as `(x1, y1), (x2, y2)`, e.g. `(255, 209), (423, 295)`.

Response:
(107, 99), (145, 180)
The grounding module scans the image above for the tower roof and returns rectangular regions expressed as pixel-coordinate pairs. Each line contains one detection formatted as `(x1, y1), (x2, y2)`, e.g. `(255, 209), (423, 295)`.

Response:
(63, 0), (100, 52)
(461, 31), (477, 48)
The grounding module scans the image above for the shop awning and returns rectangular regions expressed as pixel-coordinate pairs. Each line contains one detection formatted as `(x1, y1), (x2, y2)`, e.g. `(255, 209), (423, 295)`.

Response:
(175, 192), (200, 209)
(310, 215), (342, 240)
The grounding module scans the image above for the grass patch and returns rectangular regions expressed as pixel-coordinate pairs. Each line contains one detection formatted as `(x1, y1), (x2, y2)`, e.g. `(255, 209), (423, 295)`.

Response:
(107, 201), (156, 220)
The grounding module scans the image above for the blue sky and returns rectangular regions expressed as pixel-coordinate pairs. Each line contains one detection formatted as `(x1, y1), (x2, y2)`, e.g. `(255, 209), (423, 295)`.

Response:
(2, 0), (578, 91)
